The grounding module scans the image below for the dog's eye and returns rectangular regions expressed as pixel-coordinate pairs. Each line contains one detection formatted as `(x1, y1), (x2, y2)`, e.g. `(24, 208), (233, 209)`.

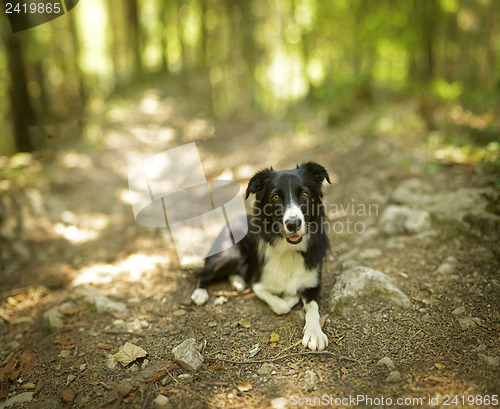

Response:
(272, 194), (280, 202)
(301, 191), (309, 198)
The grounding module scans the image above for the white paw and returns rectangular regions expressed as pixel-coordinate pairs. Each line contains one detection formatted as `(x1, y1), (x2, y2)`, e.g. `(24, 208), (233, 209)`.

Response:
(268, 297), (293, 315)
(283, 295), (300, 309)
(229, 274), (246, 292)
(191, 288), (209, 306)
(302, 325), (328, 351)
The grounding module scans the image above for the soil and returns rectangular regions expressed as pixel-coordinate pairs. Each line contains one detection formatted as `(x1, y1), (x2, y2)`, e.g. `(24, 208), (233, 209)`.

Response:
(1, 81), (499, 409)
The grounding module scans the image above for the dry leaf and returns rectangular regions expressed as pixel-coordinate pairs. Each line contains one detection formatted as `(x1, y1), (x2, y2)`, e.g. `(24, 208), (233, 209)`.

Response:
(97, 342), (113, 350)
(269, 333), (280, 343)
(213, 365), (227, 371)
(61, 388), (75, 403)
(249, 344), (261, 358)
(434, 363), (445, 370)
(341, 367), (349, 375)
(237, 381), (253, 392)
(114, 342), (148, 366)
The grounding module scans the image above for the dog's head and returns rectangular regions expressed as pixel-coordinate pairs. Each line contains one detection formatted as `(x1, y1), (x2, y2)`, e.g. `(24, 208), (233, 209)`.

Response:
(245, 162), (330, 245)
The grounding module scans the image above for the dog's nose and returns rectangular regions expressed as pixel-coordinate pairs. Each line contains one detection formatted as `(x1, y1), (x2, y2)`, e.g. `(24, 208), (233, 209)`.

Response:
(285, 218), (302, 233)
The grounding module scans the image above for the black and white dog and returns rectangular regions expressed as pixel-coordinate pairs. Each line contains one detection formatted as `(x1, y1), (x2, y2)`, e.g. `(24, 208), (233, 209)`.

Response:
(191, 162), (331, 351)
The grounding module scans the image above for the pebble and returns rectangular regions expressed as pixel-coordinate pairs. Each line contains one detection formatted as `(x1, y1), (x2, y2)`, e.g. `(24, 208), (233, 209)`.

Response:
(0, 392), (33, 408)
(106, 354), (118, 370)
(385, 370), (401, 383)
(377, 356), (395, 370)
(452, 306), (466, 315)
(458, 317), (480, 330)
(258, 363), (274, 376)
(303, 370), (319, 391)
(271, 397), (289, 409)
(213, 296), (228, 306)
(153, 394), (169, 407)
(59, 350), (71, 359)
(478, 354), (499, 366)
(172, 338), (204, 371)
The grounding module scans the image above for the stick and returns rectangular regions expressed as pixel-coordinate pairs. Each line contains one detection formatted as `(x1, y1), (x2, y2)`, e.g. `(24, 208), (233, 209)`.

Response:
(205, 350), (357, 364)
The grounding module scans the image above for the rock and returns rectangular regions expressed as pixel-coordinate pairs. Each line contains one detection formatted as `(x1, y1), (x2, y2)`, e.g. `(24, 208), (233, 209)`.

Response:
(378, 356), (395, 370)
(385, 370), (401, 383)
(452, 306), (465, 315)
(464, 212), (500, 240)
(172, 338), (204, 371)
(386, 230), (438, 248)
(77, 287), (128, 316)
(42, 301), (76, 330)
(0, 392), (33, 408)
(478, 354), (499, 366)
(258, 363), (274, 376)
(390, 178), (434, 205)
(59, 350), (71, 359)
(106, 354), (118, 370)
(458, 317), (480, 330)
(379, 205), (432, 235)
(154, 394), (170, 406)
(303, 370), (319, 391)
(329, 266), (411, 315)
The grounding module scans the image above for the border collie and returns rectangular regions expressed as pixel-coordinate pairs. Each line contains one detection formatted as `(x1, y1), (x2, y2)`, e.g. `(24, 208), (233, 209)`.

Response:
(191, 162), (331, 351)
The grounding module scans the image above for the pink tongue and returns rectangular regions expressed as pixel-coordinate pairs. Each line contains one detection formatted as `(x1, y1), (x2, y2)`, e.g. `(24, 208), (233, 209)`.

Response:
(288, 235), (301, 242)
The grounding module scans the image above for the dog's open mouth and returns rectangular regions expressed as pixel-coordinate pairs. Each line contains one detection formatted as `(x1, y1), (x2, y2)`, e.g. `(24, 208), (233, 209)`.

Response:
(286, 234), (303, 244)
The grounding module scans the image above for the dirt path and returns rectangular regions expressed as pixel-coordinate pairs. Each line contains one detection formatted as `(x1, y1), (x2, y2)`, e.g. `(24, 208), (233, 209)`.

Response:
(0, 82), (499, 408)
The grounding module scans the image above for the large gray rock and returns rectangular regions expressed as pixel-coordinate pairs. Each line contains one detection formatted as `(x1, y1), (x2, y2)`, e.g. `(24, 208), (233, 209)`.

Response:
(390, 178), (434, 205)
(378, 205), (432, 235)
(172, 338), (204, 371)
(329, 266), (411, 314)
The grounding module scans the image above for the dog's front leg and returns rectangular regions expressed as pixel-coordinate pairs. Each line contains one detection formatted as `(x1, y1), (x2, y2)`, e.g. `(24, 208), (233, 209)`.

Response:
(301, 286), (328, 351)
(253, 283), (299, 315)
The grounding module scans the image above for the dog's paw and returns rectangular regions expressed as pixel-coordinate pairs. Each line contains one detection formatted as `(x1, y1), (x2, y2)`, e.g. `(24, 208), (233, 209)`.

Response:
(229, 274), (246, 292)
(267, 297), (293, 315)
(283, 295), (300, 309)
(302, 325), (328, 351)
(191, 288), (209, 306)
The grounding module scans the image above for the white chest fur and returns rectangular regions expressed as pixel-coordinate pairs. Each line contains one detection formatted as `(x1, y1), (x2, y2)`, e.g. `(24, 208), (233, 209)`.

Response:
(257, 239), (318, 296)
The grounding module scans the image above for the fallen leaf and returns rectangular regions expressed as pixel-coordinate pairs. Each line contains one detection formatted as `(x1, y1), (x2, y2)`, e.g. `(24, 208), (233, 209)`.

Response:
(269, 333), (280, 343)
(237, 381), (253, 392)
(97, 342), (113, 350)
(213, 365), (227, 371)
(66, 374), (76, 386)
(114, 342), (148, 366)
(239, 319), (251, 328)
(249, 344), (261, 358)
(341, 367), (349, 375)
(434, 363), (445, 370)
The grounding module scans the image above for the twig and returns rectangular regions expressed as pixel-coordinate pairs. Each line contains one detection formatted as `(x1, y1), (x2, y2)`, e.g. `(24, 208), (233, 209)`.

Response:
(205, 350), (357, 364)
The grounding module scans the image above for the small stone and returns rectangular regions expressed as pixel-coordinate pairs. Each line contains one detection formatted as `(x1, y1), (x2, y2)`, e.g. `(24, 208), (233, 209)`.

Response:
(478, 354), (499, 366)
(154, 394), (169, 407)
(207, 321), (217, 327)
(172, 338), (204, 371)
(79, 363), (87, 371)
(452, 306), (466, 315)
(213, 296), (228, 306)
(59, 350), (71, 359)
(476, 344), (487, 352)
(42, 302), (76, 330)
(385, 370), (401, 383)
(271, 397), (289, 409)
(303, 370), (319, 391)
(178, 373), (192, 380)
(77, 287), (128, 316)
(458, 317), (478, 330)
(106, 354), (118, 370)
(378, 356), (395, 370)
(437, 262), (454, 275)
(258, 363), (274, 376)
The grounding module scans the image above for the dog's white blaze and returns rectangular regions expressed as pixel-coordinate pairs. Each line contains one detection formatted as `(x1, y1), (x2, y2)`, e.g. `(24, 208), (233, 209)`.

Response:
(283, 203), (306, 236)
(256, 239), (318, 297)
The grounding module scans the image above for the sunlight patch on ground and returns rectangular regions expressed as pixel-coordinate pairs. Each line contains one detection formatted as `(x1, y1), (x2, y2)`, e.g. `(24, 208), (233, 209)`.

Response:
(54, 211), (111, 244)
(73, 253), (169, 286)
(58, 151), (93, 169)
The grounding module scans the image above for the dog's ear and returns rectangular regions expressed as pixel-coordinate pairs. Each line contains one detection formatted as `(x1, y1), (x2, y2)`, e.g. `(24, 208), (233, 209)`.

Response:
(245, 168), (274, 199)
(300, 162), (331, 186)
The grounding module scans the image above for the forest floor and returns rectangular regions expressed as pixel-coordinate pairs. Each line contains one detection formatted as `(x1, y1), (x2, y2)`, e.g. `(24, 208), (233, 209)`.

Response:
(1, 78), (499, 409)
